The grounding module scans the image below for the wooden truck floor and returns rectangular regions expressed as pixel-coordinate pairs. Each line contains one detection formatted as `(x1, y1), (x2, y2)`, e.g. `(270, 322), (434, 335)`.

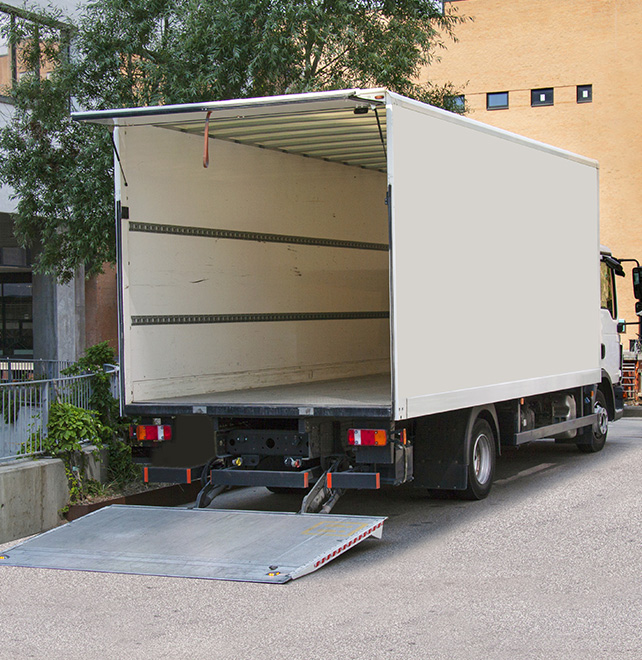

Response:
(140, 373), (392, 414)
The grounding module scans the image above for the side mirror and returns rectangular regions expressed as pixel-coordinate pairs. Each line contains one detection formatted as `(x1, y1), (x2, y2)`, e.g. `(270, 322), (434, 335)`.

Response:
(617, 320), (627, 333)
(633, 267), (642, 300)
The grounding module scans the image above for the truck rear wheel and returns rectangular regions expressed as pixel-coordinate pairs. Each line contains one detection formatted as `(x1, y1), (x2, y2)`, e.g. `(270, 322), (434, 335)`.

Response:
(577, 389), (608, 453)
(461, 418), (496, 500)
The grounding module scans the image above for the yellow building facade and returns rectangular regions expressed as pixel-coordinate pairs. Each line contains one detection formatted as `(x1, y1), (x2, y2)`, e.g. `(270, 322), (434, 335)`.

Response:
(427, 0), (642, 343)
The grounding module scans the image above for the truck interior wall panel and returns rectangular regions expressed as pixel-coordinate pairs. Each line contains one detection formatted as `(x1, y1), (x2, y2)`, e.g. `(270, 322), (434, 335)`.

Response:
(119, 126), (390, 404)
(121, 126), (389, 243)
(128, 321), (390, 401)
(388, 95), (600, 420)
(126, 234), (389, 317)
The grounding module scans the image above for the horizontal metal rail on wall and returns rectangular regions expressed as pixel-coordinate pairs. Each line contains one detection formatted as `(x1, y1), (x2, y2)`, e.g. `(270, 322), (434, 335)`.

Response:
(0, 365), (120, 463)
(131, 311), (390, 326)
(129, 222), (389, 252)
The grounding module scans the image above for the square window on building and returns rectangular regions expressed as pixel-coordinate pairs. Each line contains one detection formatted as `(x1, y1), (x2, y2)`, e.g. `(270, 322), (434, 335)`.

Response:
(531, 88), (554, 107)
(448, 94), (466, 112)
(487, 91), (509, 110)
(577, 84), (592, 103)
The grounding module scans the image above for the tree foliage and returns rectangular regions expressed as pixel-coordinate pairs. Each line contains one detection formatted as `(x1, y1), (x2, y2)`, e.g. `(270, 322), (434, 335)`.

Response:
(0, 0), (466, 281)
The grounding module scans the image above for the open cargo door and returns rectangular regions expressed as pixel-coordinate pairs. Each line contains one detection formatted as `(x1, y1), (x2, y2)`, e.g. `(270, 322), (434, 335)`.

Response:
(386, 93), (600, 421)
(0, 506), (386, 583)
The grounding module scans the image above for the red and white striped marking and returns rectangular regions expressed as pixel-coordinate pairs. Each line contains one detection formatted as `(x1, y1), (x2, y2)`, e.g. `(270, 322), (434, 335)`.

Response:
(313, 521), (384, 568)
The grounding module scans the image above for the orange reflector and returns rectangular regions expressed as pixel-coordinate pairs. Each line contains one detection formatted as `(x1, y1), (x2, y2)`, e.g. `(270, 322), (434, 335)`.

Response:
(143, 467), (149, 483)
(327, 473), (333, 489)
(348, 429), (387, 446)
(186, 469), (191, 484)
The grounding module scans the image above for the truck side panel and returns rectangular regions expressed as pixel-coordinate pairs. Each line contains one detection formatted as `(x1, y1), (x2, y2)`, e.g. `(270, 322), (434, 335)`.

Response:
(388, 94), (601, 420)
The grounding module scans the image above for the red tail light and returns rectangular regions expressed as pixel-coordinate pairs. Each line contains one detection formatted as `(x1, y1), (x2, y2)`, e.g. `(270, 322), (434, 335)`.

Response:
(134, 425), (172, 441)
(348, 429), (387, 446)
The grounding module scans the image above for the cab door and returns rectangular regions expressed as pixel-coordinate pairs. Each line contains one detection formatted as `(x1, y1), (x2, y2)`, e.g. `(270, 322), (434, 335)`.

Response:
(600, 259), (621, 384)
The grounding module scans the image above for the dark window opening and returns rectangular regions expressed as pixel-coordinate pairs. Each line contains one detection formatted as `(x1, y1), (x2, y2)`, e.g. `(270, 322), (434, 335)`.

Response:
(531, 88), (554, 107)
(577, 84), (592, 103)
(0, 273), (32, 357)
(448, 94), (466, 112)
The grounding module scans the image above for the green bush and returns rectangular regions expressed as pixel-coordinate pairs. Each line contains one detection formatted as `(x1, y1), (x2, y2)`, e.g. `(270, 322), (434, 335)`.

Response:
(62, 342), (140, 489)
(34, 401), (106, 505)
(26, 342), (141, 504)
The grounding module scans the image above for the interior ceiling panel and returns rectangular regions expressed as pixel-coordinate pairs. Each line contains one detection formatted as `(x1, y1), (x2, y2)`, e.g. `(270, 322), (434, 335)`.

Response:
(162, 107), (388, 171)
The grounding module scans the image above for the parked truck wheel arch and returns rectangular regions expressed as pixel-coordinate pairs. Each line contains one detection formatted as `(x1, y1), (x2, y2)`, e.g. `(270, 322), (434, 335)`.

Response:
(599, 371), (617, 421)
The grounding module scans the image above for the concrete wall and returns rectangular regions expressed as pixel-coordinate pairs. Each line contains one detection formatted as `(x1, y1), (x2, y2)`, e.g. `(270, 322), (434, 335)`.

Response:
(33, 268), (86, 361)
(428, 0), (642, 345)
(0, 459), (69, 544)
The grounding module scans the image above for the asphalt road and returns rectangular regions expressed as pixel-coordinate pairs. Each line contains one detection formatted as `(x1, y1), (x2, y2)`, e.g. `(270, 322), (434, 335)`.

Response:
(1, 418), (641, 660)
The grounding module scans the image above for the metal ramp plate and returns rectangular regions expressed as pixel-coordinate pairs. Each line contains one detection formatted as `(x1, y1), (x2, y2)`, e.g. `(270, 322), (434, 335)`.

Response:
(0, 505), (386, 583)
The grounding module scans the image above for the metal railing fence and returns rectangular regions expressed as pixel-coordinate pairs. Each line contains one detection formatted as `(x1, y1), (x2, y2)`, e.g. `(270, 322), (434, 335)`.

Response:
(0, 359), (75, 383)
(0, 365), (120, 462)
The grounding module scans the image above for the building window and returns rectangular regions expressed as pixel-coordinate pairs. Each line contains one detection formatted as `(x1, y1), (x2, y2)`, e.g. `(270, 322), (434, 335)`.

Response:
(531, 88), (554, 107)
(447, 94), (466, 112)
(0, 273), (32, 357)
(487, 91), (509, 110)
(577, 84), (592, 103)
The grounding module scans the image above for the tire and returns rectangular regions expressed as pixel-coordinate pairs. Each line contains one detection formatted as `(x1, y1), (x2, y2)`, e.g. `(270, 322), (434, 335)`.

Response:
(460, 418), (496, 500)
(577, 389), (608, 453)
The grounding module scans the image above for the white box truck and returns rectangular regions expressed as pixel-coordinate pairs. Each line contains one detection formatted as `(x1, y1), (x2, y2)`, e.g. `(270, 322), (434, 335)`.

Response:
(77, 89), (624, 506)
(4, 89), (629, 584)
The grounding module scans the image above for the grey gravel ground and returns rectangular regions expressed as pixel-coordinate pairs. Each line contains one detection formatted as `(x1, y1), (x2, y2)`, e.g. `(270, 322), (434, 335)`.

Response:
(1, 418), (641, 660)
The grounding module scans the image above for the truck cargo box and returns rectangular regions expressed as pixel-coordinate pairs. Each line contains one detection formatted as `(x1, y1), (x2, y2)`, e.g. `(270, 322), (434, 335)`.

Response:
(77, 89), (600, 421)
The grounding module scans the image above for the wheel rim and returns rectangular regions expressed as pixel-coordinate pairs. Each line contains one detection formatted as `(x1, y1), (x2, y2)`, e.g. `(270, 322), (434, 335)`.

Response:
(594, 401), (608, 436)
(473, 433), (492, 485)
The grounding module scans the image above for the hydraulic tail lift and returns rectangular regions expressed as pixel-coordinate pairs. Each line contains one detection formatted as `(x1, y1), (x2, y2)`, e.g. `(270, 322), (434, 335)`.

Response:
(0, 460), (387, 583)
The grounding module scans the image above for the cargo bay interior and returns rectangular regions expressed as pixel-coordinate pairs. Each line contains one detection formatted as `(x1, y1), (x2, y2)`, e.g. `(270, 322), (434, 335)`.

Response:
(118, 102), (392, 411)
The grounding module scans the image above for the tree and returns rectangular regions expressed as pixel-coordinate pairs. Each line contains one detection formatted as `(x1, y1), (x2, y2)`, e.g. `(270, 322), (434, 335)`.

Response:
(0, 0), (466, 282)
